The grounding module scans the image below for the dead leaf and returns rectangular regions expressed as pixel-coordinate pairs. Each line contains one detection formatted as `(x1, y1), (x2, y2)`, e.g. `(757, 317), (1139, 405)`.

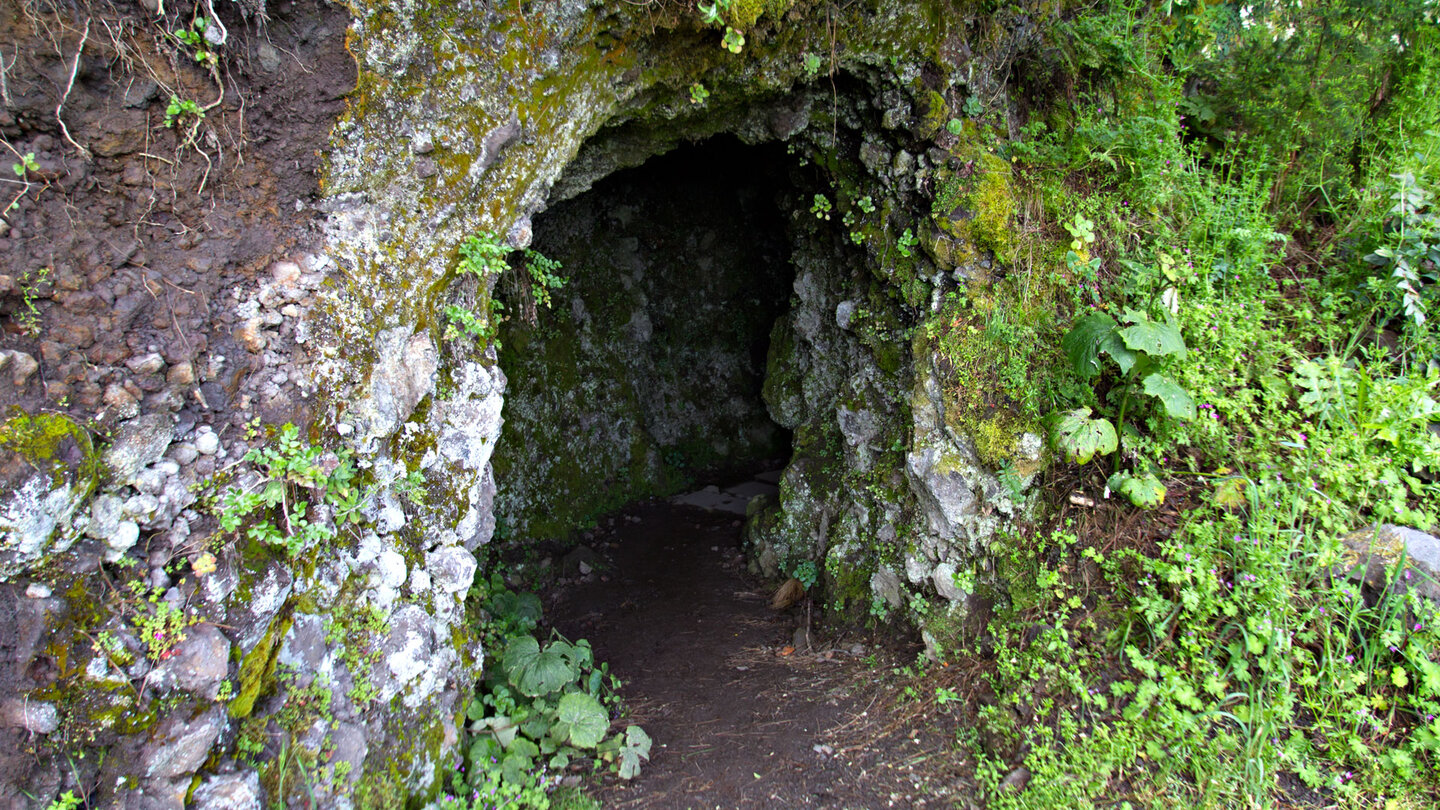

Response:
(770, 578), (804, 610)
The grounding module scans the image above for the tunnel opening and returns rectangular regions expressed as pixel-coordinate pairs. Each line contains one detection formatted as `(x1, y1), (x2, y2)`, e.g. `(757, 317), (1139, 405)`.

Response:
(491, 136), (804, 544)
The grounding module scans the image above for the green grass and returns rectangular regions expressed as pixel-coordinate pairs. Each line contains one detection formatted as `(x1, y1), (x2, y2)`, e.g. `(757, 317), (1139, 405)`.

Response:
(919, 2), (1440, 805)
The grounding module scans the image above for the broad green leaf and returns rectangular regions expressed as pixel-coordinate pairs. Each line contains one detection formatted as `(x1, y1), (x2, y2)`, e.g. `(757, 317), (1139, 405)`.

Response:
(504, 635), (576, 697)
(515, 650), (573, 696)
(490, 591), (543, 630)
(502, 635), (540, 678)
(620, 749), (645, 780)
(465, 697), (486, 723)
(468, 736), (502, 766)
(508, 736), (540, 760)
(1062, 313), (1118, 379)
(1101, 331), (1137, 375)
(501, 752), (532, 786)
(1108, 472), (1166, 508)
(261, 479), (286, 506)
(1141, 373), (1196, 419)
(620, 727), (653, 780)
(484, 716), (518, 748)
(549, 719), (571, 743)
(520, 715), (551, 740)
(571, 638), (594, 671)
(1246, 633), (1266, 656)
(557, 691), (609, 749)
(1118, 316), (1187, 359)
(1053, 408), (1118, 465)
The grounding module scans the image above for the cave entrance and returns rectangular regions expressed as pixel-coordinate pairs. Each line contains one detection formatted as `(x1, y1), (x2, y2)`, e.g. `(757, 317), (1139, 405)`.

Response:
(491, 136), (798, 543)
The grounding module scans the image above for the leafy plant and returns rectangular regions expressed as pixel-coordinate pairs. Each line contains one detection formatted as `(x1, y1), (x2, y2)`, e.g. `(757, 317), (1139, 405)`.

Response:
(896, 227), (917, 258)
(1063, 213), (1096, 255)
(164, 95), (204, 128)
(172, 17), (219, 68)
(1362, 172), (1439, 339)
(216, 424), (363, 557)
(460, 582), (648, 798)
(721, 27), (745, 54)
(124, 581), (198, 662)
(696, 0), (726, 25)
(1053, 308), (1194, 506)
(790, 560), (818, 590)
(457, 231), (512, 278)
(45, 792), (81, 810)
(12, 265), (50, 334)
(10, 152), (38, 177)
(802, 52), (823, 79)
(688, 82), (709, 104)
(444, 301), (504, 343)
(810, 193), (832, 220)
(523, 250), (566, 312)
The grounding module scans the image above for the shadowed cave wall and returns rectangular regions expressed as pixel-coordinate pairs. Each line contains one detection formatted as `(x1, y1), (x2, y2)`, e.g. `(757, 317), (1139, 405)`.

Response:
(492, 138), (799, 541)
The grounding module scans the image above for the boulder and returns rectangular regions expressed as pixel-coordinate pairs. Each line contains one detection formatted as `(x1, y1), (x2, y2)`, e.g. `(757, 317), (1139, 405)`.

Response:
(104, 413), (173, 485)
(1339, 524), (1440, 603)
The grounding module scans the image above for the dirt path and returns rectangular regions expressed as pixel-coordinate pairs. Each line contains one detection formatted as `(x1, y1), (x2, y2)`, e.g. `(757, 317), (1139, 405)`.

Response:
(545, 499), (959, 809)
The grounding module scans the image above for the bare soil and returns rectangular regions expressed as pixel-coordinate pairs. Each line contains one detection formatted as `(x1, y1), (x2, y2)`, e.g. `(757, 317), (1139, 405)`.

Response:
(546, 500), (971, 809)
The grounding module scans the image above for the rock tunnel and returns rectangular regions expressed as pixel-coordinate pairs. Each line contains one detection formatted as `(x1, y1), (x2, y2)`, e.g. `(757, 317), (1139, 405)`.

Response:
(492, 137), (801, 542)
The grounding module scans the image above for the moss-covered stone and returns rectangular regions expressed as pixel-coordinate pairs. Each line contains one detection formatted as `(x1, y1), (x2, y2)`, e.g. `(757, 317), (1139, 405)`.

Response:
(931, 122), (1015, 259)
(0, 409), (102, 580)
(229, 608), (293, 719)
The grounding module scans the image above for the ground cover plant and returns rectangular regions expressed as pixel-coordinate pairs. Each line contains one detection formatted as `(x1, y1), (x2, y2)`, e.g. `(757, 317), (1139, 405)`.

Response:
(440, 574), (645, 809)
(900, 1), (1440, 806)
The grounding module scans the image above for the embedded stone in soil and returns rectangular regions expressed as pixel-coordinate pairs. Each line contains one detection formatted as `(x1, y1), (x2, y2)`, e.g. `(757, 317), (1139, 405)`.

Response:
(546, 499), (903, 808)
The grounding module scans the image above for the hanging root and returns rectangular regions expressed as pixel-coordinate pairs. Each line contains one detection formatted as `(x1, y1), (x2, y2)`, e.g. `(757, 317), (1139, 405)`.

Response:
(56, 18), (93, 161)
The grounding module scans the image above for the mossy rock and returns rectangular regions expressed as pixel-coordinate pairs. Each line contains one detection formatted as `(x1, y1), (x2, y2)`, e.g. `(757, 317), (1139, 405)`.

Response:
(0, 409), (102, 579)
(229, 608), (293, 719)
(931, 122), (1015, 259)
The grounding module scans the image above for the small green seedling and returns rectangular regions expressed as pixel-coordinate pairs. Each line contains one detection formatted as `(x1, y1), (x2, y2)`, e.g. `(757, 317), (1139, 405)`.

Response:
(803, 52), (823, 78)
(896, 227), (917, 258)
(11, 152), (38, 177)
(721, 27), (745, 54)
(811, 193), (832, 221)
(173, 17), (219, 68)
(1064, 213), (1097, 254)
(165, 96), (204, 128)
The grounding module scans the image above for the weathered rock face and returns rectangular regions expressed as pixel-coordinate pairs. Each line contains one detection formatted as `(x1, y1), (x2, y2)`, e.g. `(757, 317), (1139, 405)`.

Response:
(314, 0), (1048, 612)
(308, 1), (1049, 793)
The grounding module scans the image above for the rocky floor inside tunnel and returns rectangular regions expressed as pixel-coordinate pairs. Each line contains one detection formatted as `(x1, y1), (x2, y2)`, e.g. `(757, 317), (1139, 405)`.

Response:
(539, 489), (969, 809)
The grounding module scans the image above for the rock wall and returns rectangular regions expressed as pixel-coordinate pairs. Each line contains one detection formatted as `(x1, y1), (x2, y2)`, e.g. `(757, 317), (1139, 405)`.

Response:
(492, 138), (794, 540)
(0, 0), (1062, 805)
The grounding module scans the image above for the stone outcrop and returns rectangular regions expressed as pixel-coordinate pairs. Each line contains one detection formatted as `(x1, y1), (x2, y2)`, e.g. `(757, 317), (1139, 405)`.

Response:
(0, 0), (1062, 805)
